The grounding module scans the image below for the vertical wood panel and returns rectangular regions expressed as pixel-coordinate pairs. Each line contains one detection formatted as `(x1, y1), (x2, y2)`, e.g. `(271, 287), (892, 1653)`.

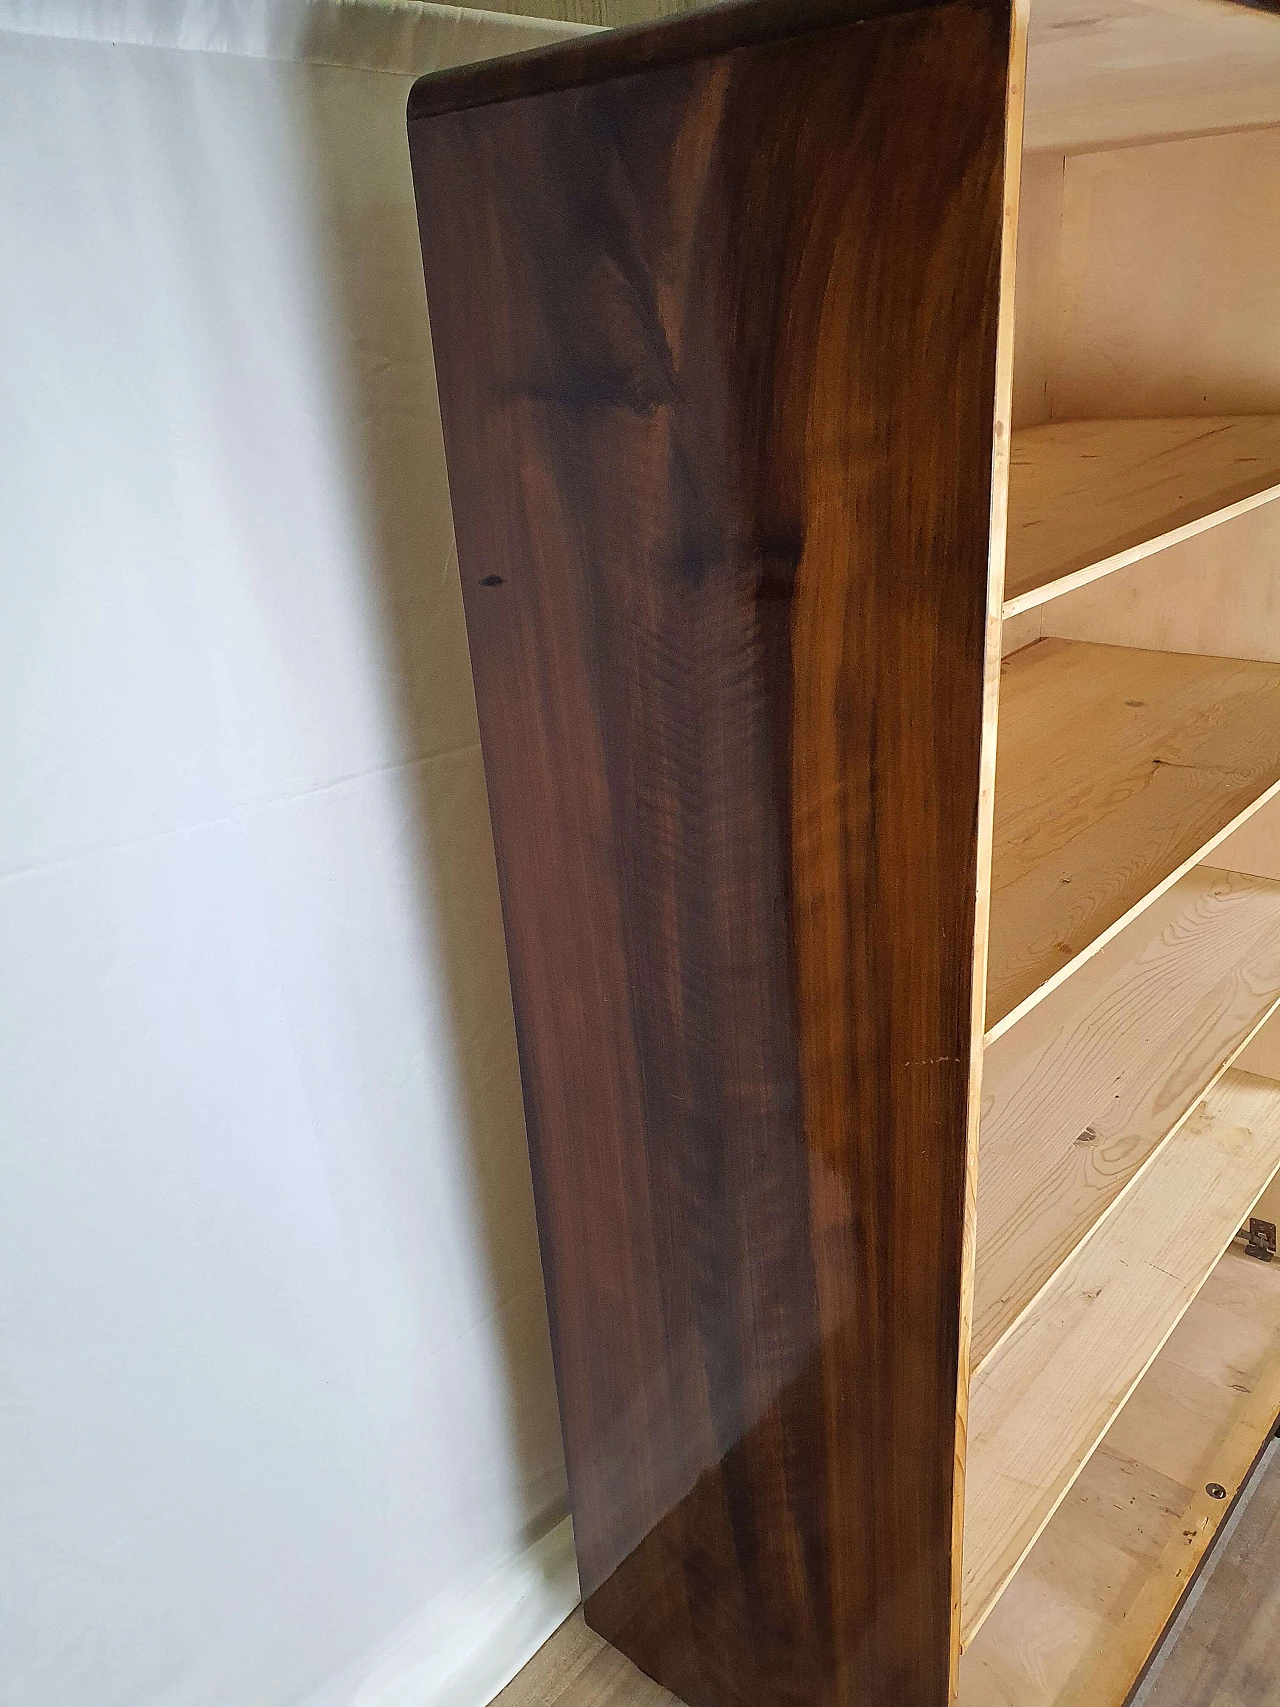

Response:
(408, 4), (1016, 1700)
(1039, 504), (1280, 663)
(1053, 127), (1280, 421)
(1009, 149), (1063, 431)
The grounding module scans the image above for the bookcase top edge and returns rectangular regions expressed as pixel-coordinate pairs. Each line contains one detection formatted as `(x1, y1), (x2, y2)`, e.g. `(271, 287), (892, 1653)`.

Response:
(406, 0), (1009, 122)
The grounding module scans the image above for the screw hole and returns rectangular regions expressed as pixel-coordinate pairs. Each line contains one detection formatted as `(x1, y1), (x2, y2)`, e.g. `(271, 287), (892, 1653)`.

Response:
(1207, 1483), (1227, 1500)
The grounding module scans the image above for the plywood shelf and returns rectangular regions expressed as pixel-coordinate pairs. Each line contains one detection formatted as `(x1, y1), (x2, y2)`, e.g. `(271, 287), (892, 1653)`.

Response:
(1003, 417), (1280, 617)
(974, 865), (1280, 1369)
(960, 1238), (1280, 1706)
(961, 1068), (1280, 1647)
(1025, 0), (1280, 152)
(986, 639), (1280, 1041)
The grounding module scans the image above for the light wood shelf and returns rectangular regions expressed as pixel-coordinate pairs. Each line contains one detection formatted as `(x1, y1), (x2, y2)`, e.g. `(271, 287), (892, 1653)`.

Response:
(961, 1068), (1280, 1647)
(987, 638), (1280, 1041)
(1004, 417), (1280, 617)
(960, 1237), (1280, 1705)
(1024, 0), (1280, 151)
(974, 864), (1280, 1368)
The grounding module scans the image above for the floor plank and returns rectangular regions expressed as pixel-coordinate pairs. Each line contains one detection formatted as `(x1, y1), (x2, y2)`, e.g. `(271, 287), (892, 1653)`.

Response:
(492, 1612), (681, 1707)
(1138, 1441), (1280, 1707)
(496, 1244), (1280, 1707)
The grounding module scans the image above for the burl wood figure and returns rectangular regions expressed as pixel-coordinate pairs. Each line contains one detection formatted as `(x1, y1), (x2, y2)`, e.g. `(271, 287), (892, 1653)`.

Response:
(407, 1), (1025, 1701)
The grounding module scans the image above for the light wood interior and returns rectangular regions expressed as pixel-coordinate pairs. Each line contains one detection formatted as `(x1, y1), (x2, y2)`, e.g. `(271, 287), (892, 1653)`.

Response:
(1004, 418), (1280, 616)
(974, 866), (1280, 1367)
(1024, 0), (1280, 152)
(971, 8), (1280, 1694)
(1035, 502), (1280, 665)
(959, 1236), (1280, 1704)
(962, 1068), (1280, 1644)
(987, 640), (1280, 1039)
(1011, 125), (1280, 430)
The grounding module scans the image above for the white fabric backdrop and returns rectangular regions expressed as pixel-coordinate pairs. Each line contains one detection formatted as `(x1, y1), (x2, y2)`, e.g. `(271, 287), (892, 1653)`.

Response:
(0, 5), (599, 1704)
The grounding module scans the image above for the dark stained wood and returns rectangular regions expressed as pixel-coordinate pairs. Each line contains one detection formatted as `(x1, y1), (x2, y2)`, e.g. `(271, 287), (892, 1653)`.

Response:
(407, 0), (951, 119)
(408, 4), (1015, 1702)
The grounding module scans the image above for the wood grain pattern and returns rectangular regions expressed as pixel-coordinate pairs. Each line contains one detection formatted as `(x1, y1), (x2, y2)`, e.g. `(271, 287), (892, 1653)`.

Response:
(1023, 0), (1280, 153)
(974, 866), (1280, 1368)
(488, 1248), (1280, 1707)
(1040, 501), (1280, 667)
(1003, 417), (1280, 617)
(987, 639), (1280, 1040)
(1139, 1444), (1280, 1707)
(1238, 1009), (1280, 1082)
(408, 0), (943, 118)
(960, 1242), (1280, 1707)
(953, 0), (1029, 1674)
(1217, 795), (1280, 885)
(1008, 149), (1062, 432)
(493, 1610), (682, 1707)
(1052, 127), (1280, 423)
(1008, 127), (1280, 499)
(408, 2), (1018, 1701)
(962, 1069), (1280, 1646)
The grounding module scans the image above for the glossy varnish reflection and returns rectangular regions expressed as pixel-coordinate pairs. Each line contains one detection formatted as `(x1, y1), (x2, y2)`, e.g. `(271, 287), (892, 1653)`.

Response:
(408, 2), (1017, 1701)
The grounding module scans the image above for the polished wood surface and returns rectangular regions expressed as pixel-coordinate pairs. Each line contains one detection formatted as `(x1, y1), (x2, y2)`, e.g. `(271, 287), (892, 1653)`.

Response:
(491, 1242), (1280, 1707)
(409, 2), (1019, 1700)
(409, 0), (946, 116)
(490, 1251), (1280, 1707)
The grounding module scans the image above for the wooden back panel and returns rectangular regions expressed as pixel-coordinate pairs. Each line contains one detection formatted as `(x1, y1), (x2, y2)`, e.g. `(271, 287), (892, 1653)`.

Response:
(408, 3), (1018, 1700)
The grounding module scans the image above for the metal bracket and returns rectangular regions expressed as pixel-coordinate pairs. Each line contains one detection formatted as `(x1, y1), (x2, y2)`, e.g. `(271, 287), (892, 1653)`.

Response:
(1245, 1218), (1277, 1262)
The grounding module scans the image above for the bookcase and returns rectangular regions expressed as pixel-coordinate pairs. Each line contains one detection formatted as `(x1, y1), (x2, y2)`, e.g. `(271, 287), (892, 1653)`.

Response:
(406, 0), (1280, 1701)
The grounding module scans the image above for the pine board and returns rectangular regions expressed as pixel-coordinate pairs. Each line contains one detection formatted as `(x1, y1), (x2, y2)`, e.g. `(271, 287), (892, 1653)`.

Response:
(960, 1242), (1280, 1706)
(1024, 0), (1280, 153)
(988, 640), (1280, 1040)
(962, 1070), (1280, 1645)
(975, 866), (1280, 1368)
(1004, 418), (1280, 616)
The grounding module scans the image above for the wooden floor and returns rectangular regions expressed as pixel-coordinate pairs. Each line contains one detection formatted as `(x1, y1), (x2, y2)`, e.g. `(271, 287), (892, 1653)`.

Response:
(493, 1610), (678, 1707)
(501, 1438), (1280, 1707)
(1137, 1437), (1280, 1707)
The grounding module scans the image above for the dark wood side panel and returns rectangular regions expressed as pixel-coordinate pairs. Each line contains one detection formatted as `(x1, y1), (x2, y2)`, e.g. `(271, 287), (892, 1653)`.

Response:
(407, 0), (960, 118)
(408, 4), (1013, 1701)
